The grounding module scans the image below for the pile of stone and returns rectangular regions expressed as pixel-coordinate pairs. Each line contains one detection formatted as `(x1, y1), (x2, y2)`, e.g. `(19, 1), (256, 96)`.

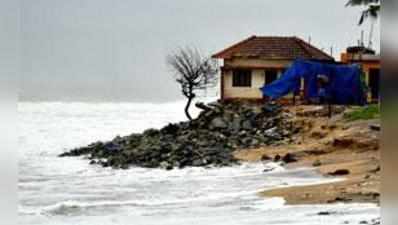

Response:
(59, 101), (298, 169)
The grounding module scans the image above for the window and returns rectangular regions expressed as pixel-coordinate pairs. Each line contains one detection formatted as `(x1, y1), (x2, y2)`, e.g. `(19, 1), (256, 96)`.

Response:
(264, 69), (278, 85)
(232, 70), (251, 87)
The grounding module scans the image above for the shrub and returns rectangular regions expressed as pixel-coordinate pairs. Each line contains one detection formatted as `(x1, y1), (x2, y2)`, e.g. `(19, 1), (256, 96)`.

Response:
(344, 105), (380, 121)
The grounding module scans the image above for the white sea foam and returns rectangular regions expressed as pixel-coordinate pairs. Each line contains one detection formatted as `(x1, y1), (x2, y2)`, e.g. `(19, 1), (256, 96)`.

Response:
(18, 101), (380, 225)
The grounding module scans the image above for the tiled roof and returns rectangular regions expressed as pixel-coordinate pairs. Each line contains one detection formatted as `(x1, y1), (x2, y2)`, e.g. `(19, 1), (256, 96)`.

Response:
(212, 35), (334, 61)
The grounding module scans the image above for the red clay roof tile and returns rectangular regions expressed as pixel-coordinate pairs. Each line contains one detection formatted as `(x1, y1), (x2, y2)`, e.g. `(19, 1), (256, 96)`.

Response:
(212, 35), (334, 61)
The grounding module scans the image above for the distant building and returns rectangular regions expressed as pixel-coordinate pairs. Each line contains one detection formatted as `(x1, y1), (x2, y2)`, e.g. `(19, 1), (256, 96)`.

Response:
(340, 46), (380, 102)
(212, 35), (334, 101)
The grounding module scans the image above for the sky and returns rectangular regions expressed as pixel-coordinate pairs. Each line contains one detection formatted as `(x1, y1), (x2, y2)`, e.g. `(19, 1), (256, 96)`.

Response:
(19, 0), (380, 102)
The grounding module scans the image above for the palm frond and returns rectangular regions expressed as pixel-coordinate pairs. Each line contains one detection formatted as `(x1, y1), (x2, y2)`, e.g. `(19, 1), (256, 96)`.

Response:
(346, 0), (380, 7)
(358, 4), (380, 25)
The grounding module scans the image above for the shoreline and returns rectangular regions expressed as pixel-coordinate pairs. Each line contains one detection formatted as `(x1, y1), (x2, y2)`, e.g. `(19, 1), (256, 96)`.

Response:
(58, 102), (380, 205)
(258, 157), (379, 205)
(234, 105), (380, 205)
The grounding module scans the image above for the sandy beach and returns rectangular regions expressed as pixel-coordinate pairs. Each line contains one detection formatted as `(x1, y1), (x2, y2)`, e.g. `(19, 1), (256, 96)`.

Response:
(234, 105), (380, 205)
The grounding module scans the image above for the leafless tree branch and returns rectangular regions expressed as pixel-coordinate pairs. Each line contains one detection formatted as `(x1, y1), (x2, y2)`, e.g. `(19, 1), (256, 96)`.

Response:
(167, 47), (218, 120)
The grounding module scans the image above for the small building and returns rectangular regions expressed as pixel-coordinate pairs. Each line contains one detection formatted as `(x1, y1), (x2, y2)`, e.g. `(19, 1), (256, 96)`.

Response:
(212, 35), (334, 101)
(340, 46), (380, 102)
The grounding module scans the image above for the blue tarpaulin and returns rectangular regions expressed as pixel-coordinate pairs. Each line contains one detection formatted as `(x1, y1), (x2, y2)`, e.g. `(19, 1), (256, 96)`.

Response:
(260, 59), (366, 105)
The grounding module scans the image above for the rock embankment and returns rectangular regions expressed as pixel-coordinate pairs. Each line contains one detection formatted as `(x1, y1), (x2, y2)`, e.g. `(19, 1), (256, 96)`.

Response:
(59, 102), (298, 169)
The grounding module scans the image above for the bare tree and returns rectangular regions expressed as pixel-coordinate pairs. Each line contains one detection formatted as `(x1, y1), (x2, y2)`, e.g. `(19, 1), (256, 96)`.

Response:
(167, 47), (218, 120)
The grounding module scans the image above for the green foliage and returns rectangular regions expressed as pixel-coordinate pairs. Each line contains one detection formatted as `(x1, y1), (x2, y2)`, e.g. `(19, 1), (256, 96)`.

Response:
(344, 105), (380, 121)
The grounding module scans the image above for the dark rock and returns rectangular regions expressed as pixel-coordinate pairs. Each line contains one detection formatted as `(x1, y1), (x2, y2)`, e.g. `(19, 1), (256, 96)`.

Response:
(312, 159), (322, 167)
(263, 167), (275, 173)
(120, 164), (129, 170)
(143, 128), (160, 137)
(161, 123), (180, 135)
(333, 138), (354, 148)
(370, 166), (380, 173)
(160, 161), (171, 169)
(369, 218), (381, 225)
(230, 117), (241, 132)
(317, 211), (333, 216)
(241, 120), (253, 130)
(210, 117), (228, 129)
(261, 154), (272, 161)
(195, 102), (213, 111)
(282, 153), (298, 163)
(369, 124), (381, 131)
(158, 161), (173, 170)
(274, 154), (281, 162)
(192, 159), (204, 167)
(334, 197), (352, 202)
(104, 142), (121, 152)
(328, 169), (350, 176)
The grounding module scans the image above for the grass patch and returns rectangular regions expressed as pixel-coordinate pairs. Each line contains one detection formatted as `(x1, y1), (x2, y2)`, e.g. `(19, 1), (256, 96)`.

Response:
(344, 105), (380, 121)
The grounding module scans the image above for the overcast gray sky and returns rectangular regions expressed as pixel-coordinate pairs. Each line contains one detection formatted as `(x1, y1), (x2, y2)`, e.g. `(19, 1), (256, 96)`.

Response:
(19, 0), (380, 102)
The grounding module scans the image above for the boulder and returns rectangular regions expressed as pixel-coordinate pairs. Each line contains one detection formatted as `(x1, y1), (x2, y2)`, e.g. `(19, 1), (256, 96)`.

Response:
(264, 127), (278, 136)
(192, 159), (205, 167)
(160, 161), (172, 170)
(161, 123), (180, 135)
(328, 169), (350, 176)
(261, 154), (272, 161)
(333, 138), (354, 148)
(241, 120), (253, 130)
(282, 153), (298, 164)
(274, 154), (281, 162)
(195, 102), (213, 111)
(369, 124), (381, 131)
(210, 117), (228, 129)
(230, 117), (241, 132)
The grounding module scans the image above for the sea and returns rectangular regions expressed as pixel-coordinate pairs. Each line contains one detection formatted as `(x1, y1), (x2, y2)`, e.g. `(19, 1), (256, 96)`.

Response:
(18, 100), (379, 225)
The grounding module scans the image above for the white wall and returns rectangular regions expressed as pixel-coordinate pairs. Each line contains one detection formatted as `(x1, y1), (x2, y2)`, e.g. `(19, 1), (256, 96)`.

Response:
(221, 58), (294, 99)
(223, 69), (265, 99)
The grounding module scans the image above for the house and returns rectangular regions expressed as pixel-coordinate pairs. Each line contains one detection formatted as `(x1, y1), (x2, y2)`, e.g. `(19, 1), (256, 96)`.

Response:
(340, 46), (380, 102)
(212, 35), (334, 101)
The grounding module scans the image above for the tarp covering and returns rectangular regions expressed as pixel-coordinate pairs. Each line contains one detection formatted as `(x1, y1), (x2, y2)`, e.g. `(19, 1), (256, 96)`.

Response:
(260, 59), (367, 105)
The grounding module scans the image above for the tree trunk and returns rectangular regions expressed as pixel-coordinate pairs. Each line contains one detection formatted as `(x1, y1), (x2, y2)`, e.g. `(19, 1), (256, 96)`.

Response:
(184, 97), (193, 120)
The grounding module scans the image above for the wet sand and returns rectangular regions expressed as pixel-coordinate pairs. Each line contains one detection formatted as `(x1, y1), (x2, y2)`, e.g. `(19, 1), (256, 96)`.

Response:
(234, 105), (380, 205)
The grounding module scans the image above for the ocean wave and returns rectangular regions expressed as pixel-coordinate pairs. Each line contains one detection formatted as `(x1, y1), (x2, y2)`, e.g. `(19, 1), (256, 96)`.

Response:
(19, 185), (283, 216)
(19, 200), (147, 216)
